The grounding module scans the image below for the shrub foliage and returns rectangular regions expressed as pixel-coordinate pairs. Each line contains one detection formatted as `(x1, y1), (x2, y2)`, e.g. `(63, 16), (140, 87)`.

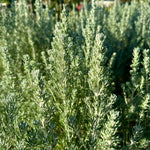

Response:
(0, 0), (150, 149)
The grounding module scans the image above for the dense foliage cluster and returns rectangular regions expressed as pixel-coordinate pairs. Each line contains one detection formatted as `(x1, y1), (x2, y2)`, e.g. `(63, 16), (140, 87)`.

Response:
(0, 0), (150, 149)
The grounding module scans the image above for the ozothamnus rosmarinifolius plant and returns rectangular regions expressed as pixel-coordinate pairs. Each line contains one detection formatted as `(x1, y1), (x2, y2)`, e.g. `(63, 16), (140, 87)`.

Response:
(0, 0), (150, 149)
(0, 0), (54, 74)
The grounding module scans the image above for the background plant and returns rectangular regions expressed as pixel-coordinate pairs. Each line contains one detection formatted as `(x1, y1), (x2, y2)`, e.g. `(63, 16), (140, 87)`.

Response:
(0, 0), (150, 149)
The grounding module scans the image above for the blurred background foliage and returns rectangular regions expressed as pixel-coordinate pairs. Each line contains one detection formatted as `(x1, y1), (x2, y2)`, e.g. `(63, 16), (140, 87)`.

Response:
(0, 0), (135, 20)
(0, 0), (85, 15)
(0, 0), (131, 10)
(0, 0), (84, 7)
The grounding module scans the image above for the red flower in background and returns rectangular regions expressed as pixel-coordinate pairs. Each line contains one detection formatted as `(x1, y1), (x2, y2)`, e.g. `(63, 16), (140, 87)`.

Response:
(78, 4), (83, 11)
